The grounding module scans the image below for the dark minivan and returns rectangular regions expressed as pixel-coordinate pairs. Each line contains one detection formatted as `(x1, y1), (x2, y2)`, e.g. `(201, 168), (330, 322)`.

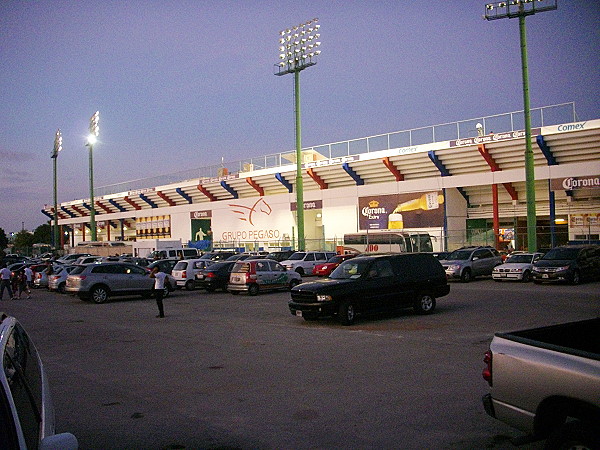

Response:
(532, 244), (600, 284)
(289, 253), (450, 325)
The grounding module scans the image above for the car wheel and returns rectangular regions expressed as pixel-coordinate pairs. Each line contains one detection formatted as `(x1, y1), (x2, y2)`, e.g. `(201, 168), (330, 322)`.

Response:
(288, 279), (300, 290)
(460, 269), (472, 283)
(91, 286), (109, 304)
(185, 280), (195, 291)
(295, 267), (305, 276)
(521, 271), (531, 283)
(571, 270), (581, 285)
(338, 300), (356, 325)
(58, 282), (66, 294)
(414, 293), (436, 315)
(545, 420), (600, 450)
(248, 284), (259, 296)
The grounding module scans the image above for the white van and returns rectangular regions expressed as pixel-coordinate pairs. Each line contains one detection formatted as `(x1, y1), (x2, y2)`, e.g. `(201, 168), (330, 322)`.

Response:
(147, 248), (199, 260)
(281, 251), (337, 276)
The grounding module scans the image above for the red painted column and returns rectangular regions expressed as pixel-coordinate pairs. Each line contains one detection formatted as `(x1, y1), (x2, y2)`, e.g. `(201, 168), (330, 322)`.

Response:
(492, 184), (499, 249)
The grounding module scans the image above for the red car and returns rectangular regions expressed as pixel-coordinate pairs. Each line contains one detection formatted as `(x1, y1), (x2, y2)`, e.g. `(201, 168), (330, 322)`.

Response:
(313, 254), (358, 277)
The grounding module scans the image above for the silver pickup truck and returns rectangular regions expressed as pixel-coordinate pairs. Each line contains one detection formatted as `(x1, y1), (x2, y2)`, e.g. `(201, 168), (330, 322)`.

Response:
(482, 318), (600, 448)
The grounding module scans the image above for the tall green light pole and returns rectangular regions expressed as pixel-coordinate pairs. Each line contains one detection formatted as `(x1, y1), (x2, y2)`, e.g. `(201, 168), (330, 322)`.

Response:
(86, 111), (100, 241)
(51, 129), (62, 250)
(275, 18), (321, 251)
(484, 0), (557, 251)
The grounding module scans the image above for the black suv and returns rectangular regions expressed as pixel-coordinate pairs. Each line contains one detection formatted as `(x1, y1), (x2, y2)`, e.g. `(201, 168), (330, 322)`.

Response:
(289, 253), (450, 325)
(532, 244), (600, 285)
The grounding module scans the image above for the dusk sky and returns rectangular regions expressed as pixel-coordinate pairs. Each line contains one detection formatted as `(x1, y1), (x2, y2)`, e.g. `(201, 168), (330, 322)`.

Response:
(1, 1), (598, 234)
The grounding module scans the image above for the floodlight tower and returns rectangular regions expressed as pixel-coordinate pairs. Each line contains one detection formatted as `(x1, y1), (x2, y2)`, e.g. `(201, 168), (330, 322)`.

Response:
(484, 0), (557, 251)
(51, 129), (62, 249)
(275, 18), (321, 251)
(86, 111), (100, 241)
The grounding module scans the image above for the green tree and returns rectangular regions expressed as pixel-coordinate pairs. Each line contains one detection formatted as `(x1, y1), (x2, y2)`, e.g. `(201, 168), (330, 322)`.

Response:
(33, 224), (52, 244)
(13, 230), (35, 251)
(0, 228), (7, 252)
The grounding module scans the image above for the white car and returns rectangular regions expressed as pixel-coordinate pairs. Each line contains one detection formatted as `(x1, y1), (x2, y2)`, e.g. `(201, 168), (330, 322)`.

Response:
(171, 258), (214, 290)
(492, 252), (544, 282)
(0, 312), (78, 449)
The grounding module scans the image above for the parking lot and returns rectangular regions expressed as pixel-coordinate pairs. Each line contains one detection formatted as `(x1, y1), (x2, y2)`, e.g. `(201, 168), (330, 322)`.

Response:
(2, 279), (599, 449)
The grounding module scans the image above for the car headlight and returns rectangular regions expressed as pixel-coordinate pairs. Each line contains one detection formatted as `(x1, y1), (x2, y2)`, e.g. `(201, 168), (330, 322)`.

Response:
(447, 264), (460, 271)
(316, 294), (332, 302)
(555, 265), (570, 272)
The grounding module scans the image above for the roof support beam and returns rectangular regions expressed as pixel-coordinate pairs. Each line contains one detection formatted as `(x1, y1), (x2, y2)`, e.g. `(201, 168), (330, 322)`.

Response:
(428, 150), (469, 205)
(96, 200), (112, 214)
(41, 209), (53, 220)
(536, 134), (557, 166)
(342, 162), (364, 186)
(246, 177), (264, 196)
(197, 185), (217, 202)
(123, 196), (142, 210)
(478, 144), (518, 201)
(175, 188), (193, 204)
(275, 173), (293, 193)
(139, 193), (158, 208)
(307, 168), (328, 190)
(157, 191), (177, 206)
(108, 199), (127, 212)
(220, 181), (238, 199)
(72, 205), (88, 216)
(60, 206), (76, 218)
(382, 157), (404, 181)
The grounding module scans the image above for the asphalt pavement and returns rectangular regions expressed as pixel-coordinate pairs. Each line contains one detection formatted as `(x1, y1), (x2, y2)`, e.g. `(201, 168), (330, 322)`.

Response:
(1, 278), (598, 449)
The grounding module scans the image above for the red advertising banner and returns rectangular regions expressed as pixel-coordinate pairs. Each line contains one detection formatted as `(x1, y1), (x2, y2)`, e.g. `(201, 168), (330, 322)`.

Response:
(358, 191), (445, 230)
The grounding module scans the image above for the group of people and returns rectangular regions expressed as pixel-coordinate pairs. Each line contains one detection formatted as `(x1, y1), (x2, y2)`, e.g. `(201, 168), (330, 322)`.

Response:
(0, 263), (33, 300)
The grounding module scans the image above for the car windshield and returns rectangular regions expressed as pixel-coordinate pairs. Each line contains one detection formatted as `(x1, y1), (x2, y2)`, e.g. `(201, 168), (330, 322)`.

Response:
(506, 254), (534, 264)
(173, 261), (187, 270)
(326, 256), (344, 263)
(330, 260), (371, 279)
(69, 265), (86, 275)
(542, 247), (580, 260)
(446, 250), (472, 261)
(232, 262), (251, 273)
(288, 252), (306, 260)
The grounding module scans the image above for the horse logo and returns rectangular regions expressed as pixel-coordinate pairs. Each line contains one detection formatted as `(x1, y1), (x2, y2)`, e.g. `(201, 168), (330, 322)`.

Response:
(229, 198), (272, 226)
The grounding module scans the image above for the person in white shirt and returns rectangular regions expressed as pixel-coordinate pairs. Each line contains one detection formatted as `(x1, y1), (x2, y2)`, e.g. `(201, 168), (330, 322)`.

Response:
(149, 266), (166, 318)
(0, 264), (14, 300)
(24, 266), (33, 298)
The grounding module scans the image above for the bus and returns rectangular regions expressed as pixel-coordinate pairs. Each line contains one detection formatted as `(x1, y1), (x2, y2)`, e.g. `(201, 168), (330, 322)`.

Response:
(343, 231), (434, 254)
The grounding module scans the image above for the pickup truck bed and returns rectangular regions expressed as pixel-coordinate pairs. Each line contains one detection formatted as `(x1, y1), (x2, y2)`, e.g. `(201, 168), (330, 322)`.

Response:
(483, 318), (600, 448)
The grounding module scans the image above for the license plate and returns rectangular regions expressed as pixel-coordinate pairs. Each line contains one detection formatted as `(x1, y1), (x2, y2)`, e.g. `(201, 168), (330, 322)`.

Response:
(543, 274), (549, 279)
(295, 310), (303, 317)
(197, 274), (204, 280)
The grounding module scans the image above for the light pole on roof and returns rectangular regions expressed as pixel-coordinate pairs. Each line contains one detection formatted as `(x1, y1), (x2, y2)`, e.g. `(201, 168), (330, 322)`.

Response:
(86, 111), (100, 241)
(274, 18), (321, 251)
(51, 129), (62, 250)
(484, 0), (557, 252)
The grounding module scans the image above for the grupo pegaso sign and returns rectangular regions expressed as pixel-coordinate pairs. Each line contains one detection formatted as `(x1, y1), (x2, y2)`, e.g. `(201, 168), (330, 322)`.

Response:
(550, 176), (600, 191)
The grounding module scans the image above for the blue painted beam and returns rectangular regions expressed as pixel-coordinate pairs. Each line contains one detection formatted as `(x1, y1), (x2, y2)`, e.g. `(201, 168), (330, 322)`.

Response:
(61, 206), (76, 218)
(220, 181), (238, 199)
(41, 209), (53, 220)
(536, 135), (557, 166)
(342, 162), (364, 186)
(275, 173), (293, 193)
(82, 202), (91, 210)
(108, 199), (127, 212)
(176, 187), (193, 204)
(428, 151), (469, 206)
(139, 193), (158, 208)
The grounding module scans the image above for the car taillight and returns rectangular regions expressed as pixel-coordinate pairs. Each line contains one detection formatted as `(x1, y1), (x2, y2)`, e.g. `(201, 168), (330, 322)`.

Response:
(206, 272), (216, 278)
(245, 273), (257, 282)
(482, 350), (493, 386)
(182, 270), (187, 278)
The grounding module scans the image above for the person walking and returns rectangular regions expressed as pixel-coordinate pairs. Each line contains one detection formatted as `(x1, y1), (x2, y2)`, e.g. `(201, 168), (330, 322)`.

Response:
(149, 266), (166, 318)
(0, 264), (14, 300)
(24, 266), (33, 298)
(16, 270), (28, 299)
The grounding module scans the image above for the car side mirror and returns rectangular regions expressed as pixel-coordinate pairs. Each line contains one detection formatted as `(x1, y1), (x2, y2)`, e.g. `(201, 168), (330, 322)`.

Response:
(472, 256), (479, 261)
(39, 432), (78, 450)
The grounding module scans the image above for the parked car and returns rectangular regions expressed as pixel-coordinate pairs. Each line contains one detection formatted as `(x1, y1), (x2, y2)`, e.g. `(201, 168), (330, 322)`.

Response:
(532, 244), (600, 285)
(66, 262), (169, 303)
(439, 246), (503, 282)
(228, 259), (302, 295)
(314, 253), (358, 277)
(147, 259), (179, 275)
(280, 251), (337, 276)
(146, 248), (199, 260)
(171, 258), (214, 290)
(289, 253), (450, 325)
(492, 252), (544, 282)
(119, 256), (150, 267)
(195, 261), (236, 291)
(265, 250), (295, 262)
(198, 251), (239, 262)
(226, 253), (267, 262)
(73, 255), (101, 265)
(48, 264), (78, 293)
(34, 266), (51, 289)
(55, 253), (91, 265)
(482, 318), (600, 448)
(0, 312), (78, 449)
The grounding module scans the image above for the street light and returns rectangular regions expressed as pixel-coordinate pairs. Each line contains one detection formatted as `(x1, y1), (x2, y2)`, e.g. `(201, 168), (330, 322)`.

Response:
(275, 18), (321, 251)
(484, 0), (557, 252)
(51, 129), (62, 250)
(86, 111), (100, 241)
